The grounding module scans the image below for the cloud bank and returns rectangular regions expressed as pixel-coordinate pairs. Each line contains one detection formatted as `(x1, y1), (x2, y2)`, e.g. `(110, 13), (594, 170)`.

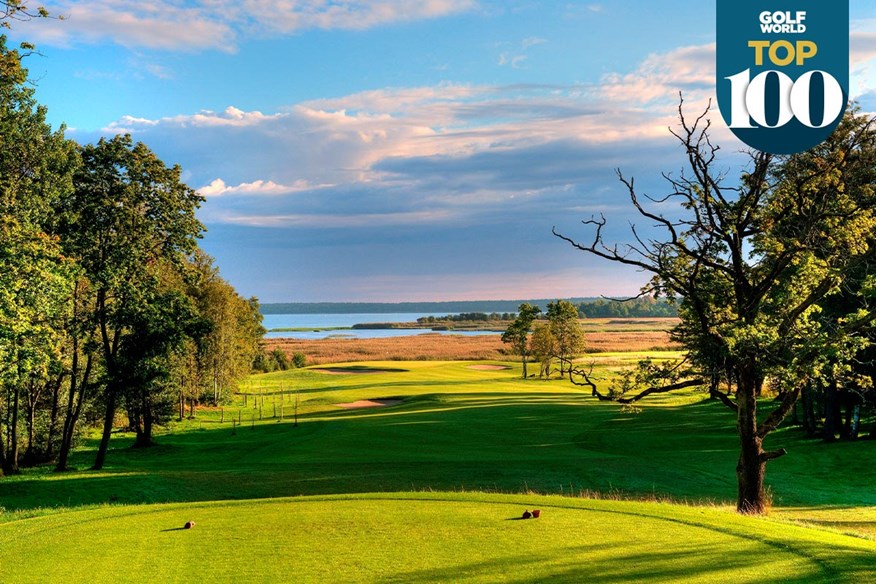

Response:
(18, 0), (476, 51)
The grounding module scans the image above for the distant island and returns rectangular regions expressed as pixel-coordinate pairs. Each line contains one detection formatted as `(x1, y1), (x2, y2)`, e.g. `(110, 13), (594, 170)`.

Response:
(260, 299), (600, 314)
(260, 298), (677, 318)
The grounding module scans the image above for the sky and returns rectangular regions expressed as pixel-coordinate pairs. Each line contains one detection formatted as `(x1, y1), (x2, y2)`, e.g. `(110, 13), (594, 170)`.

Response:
(7, 1), (876, 302)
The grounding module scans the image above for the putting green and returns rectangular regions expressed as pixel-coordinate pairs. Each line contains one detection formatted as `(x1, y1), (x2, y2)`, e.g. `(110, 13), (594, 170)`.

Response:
(3, 493), (874, 583)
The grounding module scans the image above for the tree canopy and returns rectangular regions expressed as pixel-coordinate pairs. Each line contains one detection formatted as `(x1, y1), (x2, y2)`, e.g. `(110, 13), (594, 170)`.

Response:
(0, 38), (265, 474)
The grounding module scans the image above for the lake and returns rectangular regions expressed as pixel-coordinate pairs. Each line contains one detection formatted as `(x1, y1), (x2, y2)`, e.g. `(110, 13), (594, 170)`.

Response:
(261, 313), (501, 339)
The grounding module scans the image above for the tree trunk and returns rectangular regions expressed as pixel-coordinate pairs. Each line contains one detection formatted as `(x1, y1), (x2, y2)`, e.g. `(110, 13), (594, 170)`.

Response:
(23, 379), (37, 467)
(521, 355), (528, 379)
(142, 402), (154, 447)
(849, 402), (861, 439)
(4, 384), (21, 475)
(92, 385), (118, 470)
(132, 390), (154, 449)
(800, 382), (817, 436)
(822, 378), (839, 442)
(735, 366), (767, 514)
(840, 391), (852, 440)
(57, 353), (91, 472)
(46, 374), (63, 460)
(1, 390), (8, 476)
(57, 285), (84, 472)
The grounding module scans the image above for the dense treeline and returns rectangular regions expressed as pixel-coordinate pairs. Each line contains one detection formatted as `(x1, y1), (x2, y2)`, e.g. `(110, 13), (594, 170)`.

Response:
(261, 299), (600, 315)
(0, 40), (264, 474)
(417, 312), (515, 323)
(576, 298), (676, 318)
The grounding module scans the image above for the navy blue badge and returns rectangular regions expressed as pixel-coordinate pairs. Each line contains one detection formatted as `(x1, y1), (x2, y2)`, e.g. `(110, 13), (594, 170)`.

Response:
(717, 1), (849, 154)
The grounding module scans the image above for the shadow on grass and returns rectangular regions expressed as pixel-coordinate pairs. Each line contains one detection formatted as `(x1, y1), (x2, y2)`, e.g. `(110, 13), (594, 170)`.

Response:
(1, 393), (874, 515)
(390, 543), (835, 584)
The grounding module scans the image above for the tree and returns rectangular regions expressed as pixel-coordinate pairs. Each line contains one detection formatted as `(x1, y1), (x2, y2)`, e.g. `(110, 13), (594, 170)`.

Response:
(546, 300), (585, 375)
(529, 323), (557, 378)
(0, 37), (77, 475)
(1, 2), (50, 28)
(501, 303), (541, 378)
(119, 279), (205, 448)
(185, 252), (264, 405)
(554, 102), (876, 514)
(60, 134), (204, 469)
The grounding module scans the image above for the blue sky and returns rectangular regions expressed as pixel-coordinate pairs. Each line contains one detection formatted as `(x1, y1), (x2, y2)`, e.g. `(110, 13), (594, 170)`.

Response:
(8, 1), (876, 302)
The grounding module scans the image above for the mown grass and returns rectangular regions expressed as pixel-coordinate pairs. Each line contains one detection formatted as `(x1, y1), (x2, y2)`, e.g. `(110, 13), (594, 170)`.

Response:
(3, 493), (876, 583)
(1, 359), (874, 581)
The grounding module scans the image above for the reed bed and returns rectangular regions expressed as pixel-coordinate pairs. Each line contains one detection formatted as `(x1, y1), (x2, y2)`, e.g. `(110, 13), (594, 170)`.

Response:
(265, 329), (677, 365)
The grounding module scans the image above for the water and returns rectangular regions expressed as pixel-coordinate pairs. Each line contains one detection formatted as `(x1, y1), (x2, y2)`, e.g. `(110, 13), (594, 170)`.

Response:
(261, 313), (500, 339)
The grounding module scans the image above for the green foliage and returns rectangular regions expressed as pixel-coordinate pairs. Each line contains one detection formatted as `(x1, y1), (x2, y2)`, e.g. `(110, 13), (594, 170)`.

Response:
(501, 303), (541, 377)
(0, 35), (271, 470)
(183, 252), (264, 405)
(252, 348), (307, 373)
(578, 297), (677, 318)
(557, 105), (876, 513)
(529, 323), (557, 378)
(0, 37), (78, 473)
(546, 299), (585, 370)
(56, 133), (207, 462)
(418, 312), (514, 324)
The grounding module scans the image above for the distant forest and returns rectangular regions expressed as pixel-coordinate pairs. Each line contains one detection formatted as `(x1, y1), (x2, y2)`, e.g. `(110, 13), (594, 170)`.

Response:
(261, 298), (678, 318)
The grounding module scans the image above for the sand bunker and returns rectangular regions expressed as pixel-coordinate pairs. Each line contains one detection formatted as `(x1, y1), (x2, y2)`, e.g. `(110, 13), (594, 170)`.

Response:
(467, 364), (511, 371)
(336, 399), (403, 409)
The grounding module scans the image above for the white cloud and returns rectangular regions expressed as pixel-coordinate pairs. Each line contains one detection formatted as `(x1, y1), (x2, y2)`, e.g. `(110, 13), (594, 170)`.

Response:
(17, 0), (475, 51)
(521, 36), (547, 49)
(238, 0), (475, 34)
(91, 42), (749, 234)
(214, 209), (455, 228)
(600, 43), (715, 104)
(23, 1), (236, 51)
(851, 31), (876, 65)
(851, 28), (876, 100)
(103, 106), (285, 133)
(199, 178), (333, 197)
(497, 36), (548, 69)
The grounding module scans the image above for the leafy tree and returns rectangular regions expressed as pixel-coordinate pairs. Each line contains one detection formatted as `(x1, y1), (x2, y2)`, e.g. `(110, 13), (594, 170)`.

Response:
(554, 103), (876, 514)
(546, 300), (585, 374)
(1, 2), (50, 29)
(529, 323), (557, 378)
(185, 252), (264, 406)
(60, 134), (204, 469)
(291, 352), (307, 368)
(501, 303), (541, 378)
(119, 278), (206, 448)
(0, 38), (77, 475)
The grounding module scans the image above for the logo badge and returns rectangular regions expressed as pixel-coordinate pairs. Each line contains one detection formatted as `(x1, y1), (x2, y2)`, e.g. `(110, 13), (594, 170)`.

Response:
(716, 1), (849, 154)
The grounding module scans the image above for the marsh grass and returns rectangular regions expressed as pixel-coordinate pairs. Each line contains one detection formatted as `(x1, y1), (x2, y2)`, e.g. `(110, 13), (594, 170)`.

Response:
(265, 317), (678, 365)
